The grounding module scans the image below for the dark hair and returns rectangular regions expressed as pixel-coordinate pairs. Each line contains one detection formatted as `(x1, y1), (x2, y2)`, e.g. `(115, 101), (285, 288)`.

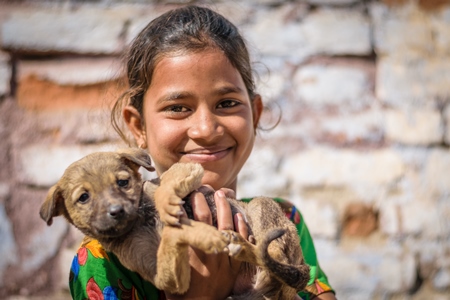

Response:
(112, 5), (258, 143)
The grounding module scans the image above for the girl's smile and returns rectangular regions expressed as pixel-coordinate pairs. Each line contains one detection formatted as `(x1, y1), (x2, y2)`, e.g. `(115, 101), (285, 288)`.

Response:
(181, 146), (232, 162)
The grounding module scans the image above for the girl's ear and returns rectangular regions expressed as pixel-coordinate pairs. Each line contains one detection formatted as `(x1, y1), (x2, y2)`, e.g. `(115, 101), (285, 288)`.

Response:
(252, 94), (263, 130)
(123, 105), (147, 148)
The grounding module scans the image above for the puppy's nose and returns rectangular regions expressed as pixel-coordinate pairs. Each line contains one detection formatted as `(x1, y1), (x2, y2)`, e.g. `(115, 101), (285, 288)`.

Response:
(108, 205), (125, 218)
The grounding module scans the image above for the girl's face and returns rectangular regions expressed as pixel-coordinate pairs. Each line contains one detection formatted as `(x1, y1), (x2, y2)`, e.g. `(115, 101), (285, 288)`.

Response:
(124, 49), (262, 191)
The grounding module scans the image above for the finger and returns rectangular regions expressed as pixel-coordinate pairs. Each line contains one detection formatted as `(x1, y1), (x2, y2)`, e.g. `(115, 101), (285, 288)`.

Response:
(190, 191), (212, 225)
(197, 184), (214, 194)
(215, 190), (234, 231)
(234, 213), (248, 240)
(219, 187), (236, 199)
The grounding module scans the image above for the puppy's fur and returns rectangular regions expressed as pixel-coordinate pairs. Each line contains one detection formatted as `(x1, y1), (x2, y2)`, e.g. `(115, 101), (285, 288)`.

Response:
(40, 148), (311, 299)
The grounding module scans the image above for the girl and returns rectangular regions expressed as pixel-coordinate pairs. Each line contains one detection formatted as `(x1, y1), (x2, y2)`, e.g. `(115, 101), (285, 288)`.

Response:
(69, 5), (336, 300)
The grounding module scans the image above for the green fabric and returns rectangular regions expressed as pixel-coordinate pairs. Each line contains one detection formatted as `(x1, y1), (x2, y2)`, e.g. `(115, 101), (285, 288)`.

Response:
(69, 198), (334, 300)
(69, 239), (160, 300)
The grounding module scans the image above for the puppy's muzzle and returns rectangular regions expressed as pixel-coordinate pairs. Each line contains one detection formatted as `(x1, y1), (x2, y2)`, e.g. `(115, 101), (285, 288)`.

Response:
(108, 204), (125, 219)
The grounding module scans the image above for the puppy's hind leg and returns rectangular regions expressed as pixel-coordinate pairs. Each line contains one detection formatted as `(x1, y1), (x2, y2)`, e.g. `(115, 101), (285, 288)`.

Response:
(153, 218), (232, 295)
(153, 226), (191, 294)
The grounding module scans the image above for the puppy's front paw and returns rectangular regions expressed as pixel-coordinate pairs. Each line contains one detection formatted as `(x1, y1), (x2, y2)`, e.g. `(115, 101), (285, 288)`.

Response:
(221, 231), (243, 257)
(189, 225), (230, 254)
(155, 188), (184, 226)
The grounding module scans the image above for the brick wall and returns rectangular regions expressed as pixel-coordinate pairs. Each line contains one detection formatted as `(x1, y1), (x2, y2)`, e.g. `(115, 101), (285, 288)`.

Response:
(1, 0), (449, 298)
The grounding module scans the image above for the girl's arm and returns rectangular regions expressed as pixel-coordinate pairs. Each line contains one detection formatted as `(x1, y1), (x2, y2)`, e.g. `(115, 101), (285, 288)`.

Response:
(313, 292), (337, 299)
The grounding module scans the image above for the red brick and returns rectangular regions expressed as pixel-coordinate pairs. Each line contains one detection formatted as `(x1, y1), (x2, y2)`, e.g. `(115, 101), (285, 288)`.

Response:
(17, 75), (124, 111)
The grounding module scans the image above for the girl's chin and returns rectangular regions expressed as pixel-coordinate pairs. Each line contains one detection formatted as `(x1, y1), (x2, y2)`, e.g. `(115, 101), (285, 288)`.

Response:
(201, 171), (236, 191)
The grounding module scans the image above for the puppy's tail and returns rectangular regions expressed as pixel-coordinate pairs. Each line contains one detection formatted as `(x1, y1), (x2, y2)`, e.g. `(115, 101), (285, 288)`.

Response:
(260, 229), (310, 291)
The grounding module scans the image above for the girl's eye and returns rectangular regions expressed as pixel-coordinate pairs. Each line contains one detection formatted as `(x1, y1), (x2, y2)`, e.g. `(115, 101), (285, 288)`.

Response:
(78, 193), (89, 204)
(218, 100), (240, 108)
(165, 105), (189, 113)
(117, 179), (129, 187)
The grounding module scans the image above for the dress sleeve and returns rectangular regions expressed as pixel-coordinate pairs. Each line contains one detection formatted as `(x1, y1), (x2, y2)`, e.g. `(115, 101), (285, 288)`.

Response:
(272, 198), (335, 300)
(69, 237), (163, 300)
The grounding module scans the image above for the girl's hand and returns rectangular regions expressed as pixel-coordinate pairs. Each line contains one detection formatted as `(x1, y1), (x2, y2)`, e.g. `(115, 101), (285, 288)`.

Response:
(164, 187), (248, 300)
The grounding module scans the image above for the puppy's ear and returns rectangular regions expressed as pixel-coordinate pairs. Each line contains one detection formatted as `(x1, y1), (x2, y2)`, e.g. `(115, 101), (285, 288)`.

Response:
(40, 185), (65, 226)
(117, 148), (155, 172)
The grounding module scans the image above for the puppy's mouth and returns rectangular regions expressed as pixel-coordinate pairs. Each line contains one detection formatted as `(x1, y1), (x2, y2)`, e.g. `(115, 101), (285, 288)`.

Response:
(91, 216), (137, 239)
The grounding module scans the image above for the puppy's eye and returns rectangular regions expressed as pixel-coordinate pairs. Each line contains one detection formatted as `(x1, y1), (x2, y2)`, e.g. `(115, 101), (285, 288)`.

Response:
(78, 193), (89, 204)
(117, 179), (129, 187)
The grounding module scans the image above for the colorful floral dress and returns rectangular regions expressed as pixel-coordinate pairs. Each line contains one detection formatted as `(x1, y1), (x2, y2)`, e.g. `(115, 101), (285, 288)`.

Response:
(69, 198), (334, 300)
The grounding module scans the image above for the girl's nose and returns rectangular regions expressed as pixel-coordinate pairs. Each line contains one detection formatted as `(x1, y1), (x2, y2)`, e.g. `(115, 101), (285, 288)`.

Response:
(188, 108), (224, 142)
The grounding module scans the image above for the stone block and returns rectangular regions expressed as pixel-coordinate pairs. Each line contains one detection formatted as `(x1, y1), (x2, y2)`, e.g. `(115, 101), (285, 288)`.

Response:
(263, 107), (384, 146)
(301, 8), (371, 56)
(317, 246), (379, 298)
(317, 109), (383, 144)
(306, 0), (360, 4)
(445, 105), (450, 144)
(1, 7), (130, 54)
(371, 2), (435, 58)
(35, 109), (121, 144)
(291, 197), (338, 239)
(0, 51), (9, 96)
(212, 2), (255, 28)
(126, 6), (170, 45)
(256, 71), (286, 104)
(59, 248), (77, 291)
(17, 144), (118, 187)
(433, 267), (450, 290)
(282, 147), (405, 189)
(378, 203), (400, 236)
(377, 56), (450, 107)
(293, 63), (372, 109)
(378, 253), (417, 292)
(385, 108), (443, 145)
(237, 146), (288, 198)
(243, 5), (309, 58)
(423, 148), (450, 197)
(18, 58), (121, 86)
(400, 200), (445, 238)
(431, 6), (450, 56)
(372, 2), (450, 57)
(23, 218), (68, 273)
(0, 203), (18, 287)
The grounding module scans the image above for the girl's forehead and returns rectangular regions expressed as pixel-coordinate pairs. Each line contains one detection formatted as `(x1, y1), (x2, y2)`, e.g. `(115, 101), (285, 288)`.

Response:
(144, 49), (249, 103)
(158, 48), (230, 66)
(153, 49), (240, 81)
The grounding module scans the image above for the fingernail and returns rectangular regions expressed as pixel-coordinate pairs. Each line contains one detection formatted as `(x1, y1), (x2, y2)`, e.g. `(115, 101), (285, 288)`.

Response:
(217, 190), (225, 198)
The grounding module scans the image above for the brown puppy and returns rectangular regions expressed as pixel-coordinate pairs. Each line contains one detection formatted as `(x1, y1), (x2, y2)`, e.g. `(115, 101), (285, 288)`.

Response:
(40, 148), (311, 299)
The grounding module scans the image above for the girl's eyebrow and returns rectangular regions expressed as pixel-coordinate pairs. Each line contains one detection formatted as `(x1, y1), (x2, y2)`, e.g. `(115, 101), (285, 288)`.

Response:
(157, 85), (245, 103)
(216, 85), (244, 95)
(158, 91), (191, 102)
